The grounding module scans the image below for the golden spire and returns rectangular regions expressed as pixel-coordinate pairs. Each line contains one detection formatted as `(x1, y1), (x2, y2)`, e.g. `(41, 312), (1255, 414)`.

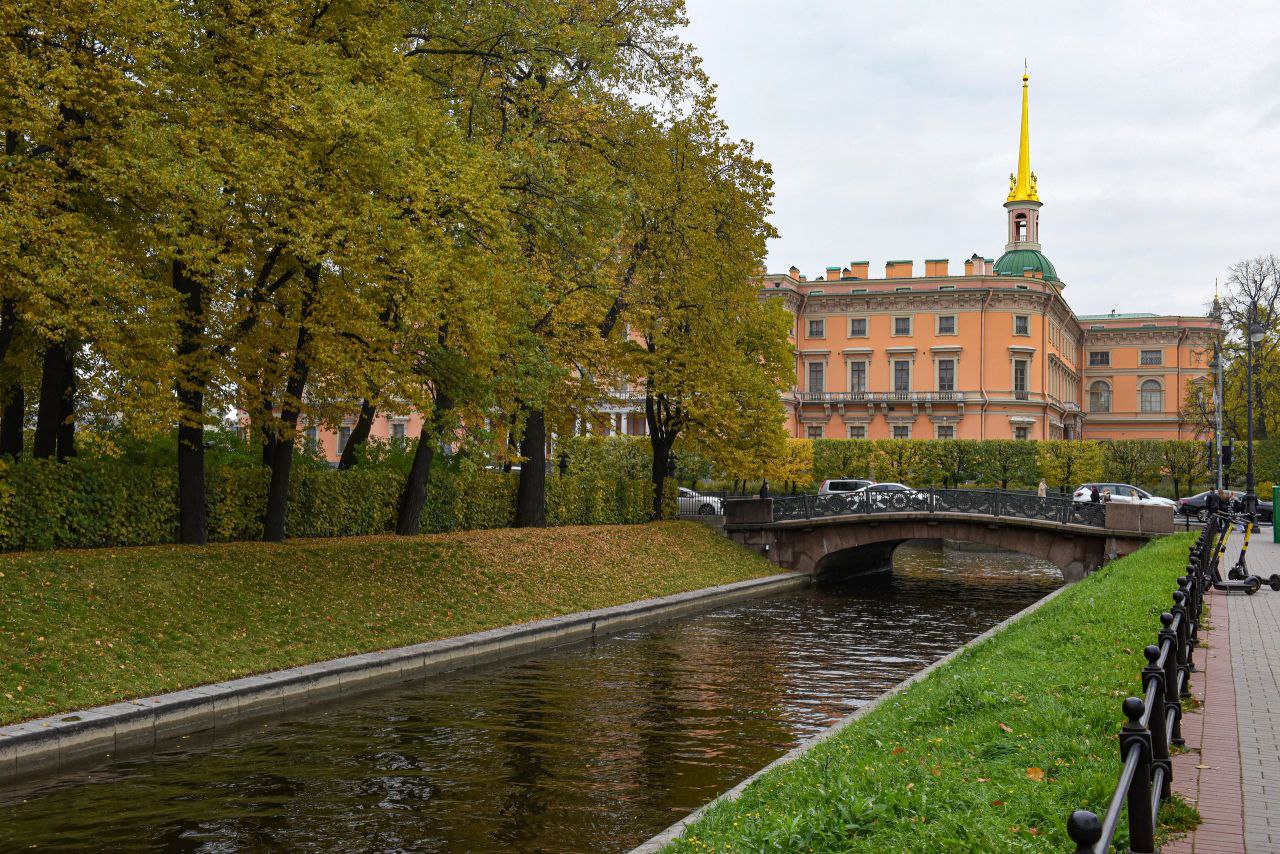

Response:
(1007, 69), (1040, 203)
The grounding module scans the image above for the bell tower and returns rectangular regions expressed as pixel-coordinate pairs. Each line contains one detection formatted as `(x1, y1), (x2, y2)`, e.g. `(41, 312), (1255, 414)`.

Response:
(1004, 71), (1042, 251)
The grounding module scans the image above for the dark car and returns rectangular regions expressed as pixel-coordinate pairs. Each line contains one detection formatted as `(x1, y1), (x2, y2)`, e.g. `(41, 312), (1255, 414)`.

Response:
(1177, 490), (1273, 524)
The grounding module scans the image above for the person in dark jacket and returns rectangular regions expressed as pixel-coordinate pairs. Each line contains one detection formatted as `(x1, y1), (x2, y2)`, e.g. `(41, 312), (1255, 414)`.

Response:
(1206, 489), (1221, 515)
(1089, 484), (1101, 503)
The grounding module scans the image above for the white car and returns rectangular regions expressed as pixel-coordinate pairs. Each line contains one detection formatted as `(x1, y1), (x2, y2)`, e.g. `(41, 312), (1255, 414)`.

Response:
(678, 487), (723, 515)
(1072, 483), (1176, 507)
(818, 478), (874, 494)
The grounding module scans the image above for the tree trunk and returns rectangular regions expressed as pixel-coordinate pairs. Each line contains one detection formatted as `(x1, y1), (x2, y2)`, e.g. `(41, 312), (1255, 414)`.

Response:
(0, 297), (21, 458)
(33, 340), (66, 459)
(337, 398), (377, 470)
(649, 432), (675, 520)
(396, 392), (452, 536)
(55, 344), (75, 460)
(262, 264), (319, 542)
(513, 406), (547, 527)
(0, 385), (22, 458)
(173, 260), (208, 545)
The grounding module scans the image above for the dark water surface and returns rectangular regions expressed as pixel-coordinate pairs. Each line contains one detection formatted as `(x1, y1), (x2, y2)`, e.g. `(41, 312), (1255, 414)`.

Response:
(1, 541), (1060, 853)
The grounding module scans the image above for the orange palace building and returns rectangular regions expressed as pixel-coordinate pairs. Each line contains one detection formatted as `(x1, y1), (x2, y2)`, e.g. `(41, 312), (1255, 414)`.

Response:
(760, 73), (1219, 443)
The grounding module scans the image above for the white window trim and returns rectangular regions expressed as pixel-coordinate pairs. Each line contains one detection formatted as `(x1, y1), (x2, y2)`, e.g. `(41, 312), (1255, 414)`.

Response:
(935, 356), (957, 392)
(936, 424), (955, 439)
(848, 359), (869, 394)
(1088, 350), (1111, 367)
(891, 315), (912, 336)
(848, 316), (869, 337)
(805, 317), (826, 339)
(936, 314), (957, 335)
(891, 357), (913, 393)
(891, 424), (913, 440)
(847, 424), (867, 439)
(1013, 314), (1031, 336)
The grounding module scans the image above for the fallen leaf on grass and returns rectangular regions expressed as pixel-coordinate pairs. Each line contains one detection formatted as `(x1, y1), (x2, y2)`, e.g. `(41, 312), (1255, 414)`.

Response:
(1026, 767), (1045, 782)
(997, 722), (1013, 733)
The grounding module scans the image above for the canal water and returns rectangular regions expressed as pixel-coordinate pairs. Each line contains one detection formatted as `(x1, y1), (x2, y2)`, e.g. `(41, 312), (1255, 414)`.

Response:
(0, 541), (1060, 853)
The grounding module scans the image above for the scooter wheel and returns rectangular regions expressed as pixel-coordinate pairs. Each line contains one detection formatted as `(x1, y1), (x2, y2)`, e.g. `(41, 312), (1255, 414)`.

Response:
(1269, 574), (1280, 592)
(1245, 576), (1262, 595)
(1229, 566), (1246, 580)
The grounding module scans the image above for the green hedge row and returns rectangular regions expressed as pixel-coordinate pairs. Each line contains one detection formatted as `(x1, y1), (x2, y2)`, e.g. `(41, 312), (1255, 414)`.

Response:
(0, 457), (666, 552)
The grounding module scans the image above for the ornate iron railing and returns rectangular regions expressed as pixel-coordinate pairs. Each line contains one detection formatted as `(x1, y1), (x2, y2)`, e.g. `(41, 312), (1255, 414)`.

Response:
(770, 488), (1107, 527)
(1065, 522), (1212, 853)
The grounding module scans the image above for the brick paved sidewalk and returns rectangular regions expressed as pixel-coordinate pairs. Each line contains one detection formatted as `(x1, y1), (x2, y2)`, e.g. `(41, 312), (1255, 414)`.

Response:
(1167, 530), (1280, 854)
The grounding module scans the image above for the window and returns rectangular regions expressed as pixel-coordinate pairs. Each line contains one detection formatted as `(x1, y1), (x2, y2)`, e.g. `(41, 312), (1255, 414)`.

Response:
(937, 315), (956, 335)
(1013, 359), (1028, 398)
(847, 425), (866, 439)
(806, 425), (824, 439)
(337, 426), (351, 454)
(807, 361), (824, 393)
(937, 359), (955, 392)
(305, 426), (318, 451)
(1014, 212), (1027, 242)
(938, 285), (955, 291)
(391, 422), (406, 440)
(892, 425), (910, 439)
(1089, 351), (1110, 367)
(807, 318), (825, 338)
(1014, 315), (1030, 335)
(937, 425), (955, 440)
(1140, 379), (1164, 413)
(893, 360), (911, 393)
(849, 317), (867, 337)
(893, 316), (911, 336)
(1014, 425), (1030, 440)
(849, 361), (867, 393)
(1140, 349), (1162, 366)
(851, 288), (867, 294)
(1016, 284), (1030, 290)
(1089, 380), (1111, 413)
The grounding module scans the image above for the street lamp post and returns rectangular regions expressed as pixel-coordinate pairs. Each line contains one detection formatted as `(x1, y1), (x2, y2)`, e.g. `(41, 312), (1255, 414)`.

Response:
(1210, 342), (1224, 491)
(1245, 301), (1266, 519)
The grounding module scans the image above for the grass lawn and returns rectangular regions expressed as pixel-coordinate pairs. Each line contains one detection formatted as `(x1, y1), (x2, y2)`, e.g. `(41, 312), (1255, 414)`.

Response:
(0, 521), (775, 725)
(663, 533), (1200, 853)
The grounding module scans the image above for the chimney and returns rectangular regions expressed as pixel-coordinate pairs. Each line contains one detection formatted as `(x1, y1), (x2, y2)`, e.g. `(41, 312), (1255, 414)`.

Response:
(886, 260), (913, 279)
(848, 261), (869, 279)
(964, 258), (974, 276)
(788, 265), (800, 281)
(924, 259), (949, 277)
(825, 266), (841, 282)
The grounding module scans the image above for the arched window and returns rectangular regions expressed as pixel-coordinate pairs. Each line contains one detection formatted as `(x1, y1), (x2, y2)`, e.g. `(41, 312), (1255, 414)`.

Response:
(1140, 380), (1164, 413)
(1014, 213), (1028, 242)
(1088, 380), (1111, 413)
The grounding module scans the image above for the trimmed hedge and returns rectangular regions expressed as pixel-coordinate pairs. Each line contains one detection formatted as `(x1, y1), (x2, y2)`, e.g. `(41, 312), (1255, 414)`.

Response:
(0, 456), (664, 552)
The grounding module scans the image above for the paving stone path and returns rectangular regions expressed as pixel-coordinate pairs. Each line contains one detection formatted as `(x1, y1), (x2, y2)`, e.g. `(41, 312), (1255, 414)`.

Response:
(1167, 529), (1280, 854)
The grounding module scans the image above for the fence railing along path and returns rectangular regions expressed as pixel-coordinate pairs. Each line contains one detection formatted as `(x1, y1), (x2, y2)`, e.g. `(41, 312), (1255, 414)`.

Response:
(1064, 518), (1217, 852)
(770, 488), (1107, 528)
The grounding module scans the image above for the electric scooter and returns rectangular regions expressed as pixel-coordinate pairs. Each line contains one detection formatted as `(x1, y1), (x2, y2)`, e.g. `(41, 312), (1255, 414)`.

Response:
(1224, 510), (1280, 591)
(1206, 512), (1265, 595)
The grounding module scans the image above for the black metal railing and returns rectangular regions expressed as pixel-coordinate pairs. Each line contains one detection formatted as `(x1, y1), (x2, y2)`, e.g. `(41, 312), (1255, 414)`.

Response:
(770, 488), (1107, 528)
(1065, 521), (1214, 853)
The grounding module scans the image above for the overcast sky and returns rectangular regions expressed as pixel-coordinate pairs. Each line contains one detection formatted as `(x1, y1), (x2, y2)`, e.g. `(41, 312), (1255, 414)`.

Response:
(682, 0), (1280, 317)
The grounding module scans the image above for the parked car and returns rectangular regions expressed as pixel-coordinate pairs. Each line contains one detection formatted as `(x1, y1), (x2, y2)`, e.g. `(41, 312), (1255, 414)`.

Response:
(818, 478), (874, 494)
(677, 487), (723, 516)
(1071, 483), (1176, 507)
(856, 482), (933, 510)
(1177, 490), (1274, 524)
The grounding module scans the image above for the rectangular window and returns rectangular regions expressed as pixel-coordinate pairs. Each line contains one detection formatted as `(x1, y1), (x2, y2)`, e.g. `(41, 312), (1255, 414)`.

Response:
(391, 422), (406, 439)
(1089, 351), (1110, 366)
(893, 316), (911, 336)
(849, 317), (867, 337)
(1140, 349), (1162, 366)
(936, 425), (954, 440)
(892, 425), (910, 440)
(807, 361), (824, 393)
(938, 285), (955, 291)
(895, 286), (910, 292)
(937, 359), (955, 392)
(807, 318), (825, 338)
(1013, 360), (1028, 398)
(1014, 425), (1029, 440)
(806, 425), (823, 439)
(849, 362), (867, 393)
(851, 288), (867, 294)
(893, 361), (911, 392)
(1014, 315), (1030, 335)
(337, 426), (351, 454)
(847, 425), (866, 439)
(937, 315), (956, 335)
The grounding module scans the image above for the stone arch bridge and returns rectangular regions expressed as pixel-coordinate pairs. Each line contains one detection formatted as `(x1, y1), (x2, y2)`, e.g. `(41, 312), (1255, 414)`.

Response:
(724, 490), (1173, 583)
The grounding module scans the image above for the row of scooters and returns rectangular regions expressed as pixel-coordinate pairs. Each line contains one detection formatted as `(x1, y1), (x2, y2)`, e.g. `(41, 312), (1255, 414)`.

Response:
(1207, 510), (1280, 594)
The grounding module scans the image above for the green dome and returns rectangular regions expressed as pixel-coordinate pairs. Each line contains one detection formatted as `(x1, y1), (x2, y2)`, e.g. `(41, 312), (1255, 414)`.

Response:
(993, 249), (1059, 282)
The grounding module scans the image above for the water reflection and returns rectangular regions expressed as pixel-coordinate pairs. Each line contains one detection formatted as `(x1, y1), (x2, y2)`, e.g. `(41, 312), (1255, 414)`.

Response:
(0, 541), (1060, 853)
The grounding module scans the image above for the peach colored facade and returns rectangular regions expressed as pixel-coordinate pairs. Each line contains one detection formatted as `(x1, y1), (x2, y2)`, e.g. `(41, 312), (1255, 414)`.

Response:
(762, 72), (1219, 443)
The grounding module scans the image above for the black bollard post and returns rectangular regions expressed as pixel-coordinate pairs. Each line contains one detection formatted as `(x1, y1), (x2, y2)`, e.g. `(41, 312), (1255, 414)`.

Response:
(1158, 612), (1184, 747)
(1120, 697), (1156, 854)
(1066, 810), (1103, 854)
(1142, 645), (1172, 798)
(1172, 590), (1191, 697)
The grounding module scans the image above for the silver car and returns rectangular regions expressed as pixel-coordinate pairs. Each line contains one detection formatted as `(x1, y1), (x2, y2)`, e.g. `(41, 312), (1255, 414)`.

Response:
(678, 487), (723, 515)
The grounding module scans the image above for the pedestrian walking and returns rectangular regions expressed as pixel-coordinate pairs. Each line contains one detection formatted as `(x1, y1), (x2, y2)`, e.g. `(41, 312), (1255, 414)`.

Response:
(1090, 484), (1101, 503)
(1037, 479), (1048, 498)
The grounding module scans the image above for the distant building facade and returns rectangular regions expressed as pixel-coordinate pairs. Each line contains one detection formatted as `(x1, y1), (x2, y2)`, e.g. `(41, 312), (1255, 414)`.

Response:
(761, 73), (1218, 442)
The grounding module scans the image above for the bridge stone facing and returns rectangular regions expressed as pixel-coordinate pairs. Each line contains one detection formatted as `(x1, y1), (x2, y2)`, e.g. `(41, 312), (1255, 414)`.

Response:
(724, 498), (1168, 583)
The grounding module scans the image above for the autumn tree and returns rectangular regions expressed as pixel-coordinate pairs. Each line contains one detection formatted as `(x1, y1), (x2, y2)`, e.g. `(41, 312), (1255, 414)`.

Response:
(926, 439), (981, 489)
(1035, 440), (1103, 494)
(1161, 440), (1208, 500)
(1101, 440), (1163, 488)
(975, 440), (1037, 490)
